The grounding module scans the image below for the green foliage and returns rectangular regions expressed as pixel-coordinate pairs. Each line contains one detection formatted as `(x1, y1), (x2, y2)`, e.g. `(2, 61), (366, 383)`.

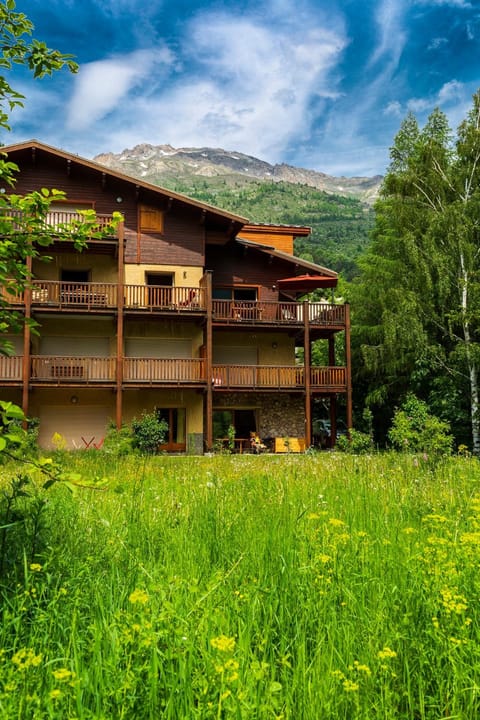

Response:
(102, 422), (134, 456)
(1, 453), (480, 716)
(388, 394), (453, 455)
(131, 411), (168, 454)
(336, 429), (374, 454)
(351, 90), (480, 452)
(0, 474), (48, 576)
(164, 177), (374, 278)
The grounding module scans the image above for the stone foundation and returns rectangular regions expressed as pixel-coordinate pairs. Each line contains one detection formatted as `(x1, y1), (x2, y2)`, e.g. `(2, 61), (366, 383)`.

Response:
(213, 392), (305, 441)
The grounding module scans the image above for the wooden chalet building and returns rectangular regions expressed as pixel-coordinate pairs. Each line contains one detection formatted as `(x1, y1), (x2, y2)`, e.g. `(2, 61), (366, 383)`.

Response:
(0, 140), (351, 452)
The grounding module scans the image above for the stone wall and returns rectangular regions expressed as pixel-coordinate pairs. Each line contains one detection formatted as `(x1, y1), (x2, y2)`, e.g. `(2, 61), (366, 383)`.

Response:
(213, 392), (305, 440)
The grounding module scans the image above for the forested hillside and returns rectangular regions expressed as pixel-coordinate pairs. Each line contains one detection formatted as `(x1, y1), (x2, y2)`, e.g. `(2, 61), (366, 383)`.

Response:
(161, 177), (375, 278)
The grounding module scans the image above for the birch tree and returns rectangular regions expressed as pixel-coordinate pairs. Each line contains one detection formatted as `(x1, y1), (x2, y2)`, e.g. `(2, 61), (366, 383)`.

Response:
(353, 92), (480, 452)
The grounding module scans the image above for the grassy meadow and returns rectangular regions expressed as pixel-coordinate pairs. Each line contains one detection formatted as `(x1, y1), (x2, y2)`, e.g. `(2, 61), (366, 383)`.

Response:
(1, 451), (480, 719)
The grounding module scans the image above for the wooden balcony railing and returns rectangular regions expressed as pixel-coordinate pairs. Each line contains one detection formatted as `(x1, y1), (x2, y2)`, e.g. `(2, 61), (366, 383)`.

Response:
(310, 366), (347, 390)
(31, 356), (116, 383)
(31, 281), (117, 308)
(0, 356), (346, 391)
(212, 300), (345, 326)
(124, 358), (205, 383)
(0, 209), (116, 234)
(212, 365), (347, 390)
(0, 355), (22, 380)
(4, 281), (344, 327)
(45, 211), (114, 230)
(124, 285), (206, 311)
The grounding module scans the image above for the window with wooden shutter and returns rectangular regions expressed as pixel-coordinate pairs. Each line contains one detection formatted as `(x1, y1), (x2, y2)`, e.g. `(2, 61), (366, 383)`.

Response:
(139, 204), (164, 233)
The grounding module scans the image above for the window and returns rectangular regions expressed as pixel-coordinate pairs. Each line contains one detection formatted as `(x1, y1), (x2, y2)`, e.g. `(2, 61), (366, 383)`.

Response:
(139, 204), (164, 233)
(213, 409), (257, 440)
(212, 287), (257, 301)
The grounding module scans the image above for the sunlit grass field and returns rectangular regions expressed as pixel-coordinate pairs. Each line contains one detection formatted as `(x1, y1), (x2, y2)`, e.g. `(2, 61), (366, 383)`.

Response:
(1, 452), (480, 719)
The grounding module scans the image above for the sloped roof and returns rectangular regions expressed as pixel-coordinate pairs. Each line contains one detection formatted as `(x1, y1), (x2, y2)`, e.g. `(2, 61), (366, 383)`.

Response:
(1, 139), (249, 229)
(235, 237), (337, 279)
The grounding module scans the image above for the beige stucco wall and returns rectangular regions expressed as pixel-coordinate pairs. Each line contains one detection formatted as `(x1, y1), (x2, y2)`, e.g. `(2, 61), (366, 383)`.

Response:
(213, 332), (296, 365)
(32, 254), (118, 283)
(123, 388), (203, 434)
(124, 320), (203, 355)
(31, 317), (116, 355)
(125, 264), (203, 287)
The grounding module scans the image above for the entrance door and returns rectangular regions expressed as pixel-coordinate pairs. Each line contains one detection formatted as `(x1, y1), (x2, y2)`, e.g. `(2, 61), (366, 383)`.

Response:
(157, 407), (186, 452)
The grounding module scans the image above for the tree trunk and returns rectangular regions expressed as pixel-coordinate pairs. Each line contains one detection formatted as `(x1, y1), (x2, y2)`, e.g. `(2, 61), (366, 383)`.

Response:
(460, 253), (480, 454)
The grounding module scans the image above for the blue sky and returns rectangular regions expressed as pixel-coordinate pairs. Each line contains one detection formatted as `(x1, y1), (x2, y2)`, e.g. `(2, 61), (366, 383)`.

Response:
(4, 0), (480, 176)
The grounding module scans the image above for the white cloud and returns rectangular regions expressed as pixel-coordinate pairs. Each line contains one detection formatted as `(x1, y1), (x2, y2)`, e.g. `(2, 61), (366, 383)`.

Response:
(407, 80), (466, 114)
(66, 48), (172, 131)
(384, 101), (403, 117)
(414, 1), (471, 7)
(368, 0), (406, 69)
(428, 37), (448, 50)
(64, 6), (347, 164)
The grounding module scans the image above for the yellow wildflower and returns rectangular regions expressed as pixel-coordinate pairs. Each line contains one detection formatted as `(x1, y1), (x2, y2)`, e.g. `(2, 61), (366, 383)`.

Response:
(377, 647), (397, 660)
(29, 563), (42, 572)
(49, 689), (62, 700)
(210, 635), (236, 653)
(12, 648), (43, 670)
(343, 679), (359, 692)
(353, 661), (371, 676)
(128, 589), (149, 605)
(52, 668), (75, 682)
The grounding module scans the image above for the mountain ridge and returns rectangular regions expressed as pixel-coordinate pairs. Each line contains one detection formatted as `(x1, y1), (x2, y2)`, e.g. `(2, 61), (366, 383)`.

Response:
(93, 143), (383, 204)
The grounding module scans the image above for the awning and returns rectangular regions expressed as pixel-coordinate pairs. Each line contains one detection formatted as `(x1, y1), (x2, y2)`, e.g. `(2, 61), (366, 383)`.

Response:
(277, 274), (337, 292)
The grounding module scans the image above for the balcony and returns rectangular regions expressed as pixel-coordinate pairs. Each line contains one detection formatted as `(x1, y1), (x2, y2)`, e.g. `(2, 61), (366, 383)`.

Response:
(211, 365), (347, 391)
(212, 300), (345, 327)
(6, 282), (345, 329)
(124, 285), (206, 312)
(31, 356), (116, 384)
(0, 356), (345, 392)
(31, 281), (117, 309)
(0, 355), (23, 382)
(124, 358), (205, 384)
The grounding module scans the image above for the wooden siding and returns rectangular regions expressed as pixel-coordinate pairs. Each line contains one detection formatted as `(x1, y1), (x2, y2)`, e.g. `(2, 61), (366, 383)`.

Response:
(237, 228), (294, 255)
(4, 154), (206, 267)
(207, 241), (303, 302)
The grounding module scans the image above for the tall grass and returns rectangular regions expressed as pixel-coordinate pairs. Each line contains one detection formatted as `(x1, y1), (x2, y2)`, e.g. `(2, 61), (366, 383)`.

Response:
(1, 453), (480, 718)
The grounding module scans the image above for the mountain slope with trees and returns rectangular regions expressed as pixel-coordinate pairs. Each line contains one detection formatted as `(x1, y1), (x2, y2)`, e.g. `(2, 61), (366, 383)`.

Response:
(150, 176), (375, 279)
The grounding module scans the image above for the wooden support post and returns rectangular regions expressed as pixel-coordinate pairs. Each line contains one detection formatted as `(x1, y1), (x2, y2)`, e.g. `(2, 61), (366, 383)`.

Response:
(116, 222), (125, 429)
(205, 271), (213, 450)
(21, 256), (33, 425)
(303, 300), (311, 449)
(345, 303), (353, 434)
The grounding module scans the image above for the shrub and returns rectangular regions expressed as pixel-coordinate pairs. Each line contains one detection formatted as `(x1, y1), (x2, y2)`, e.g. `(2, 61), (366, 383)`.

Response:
(102, 422), (134, 456)
(336, 429), (373, 454)
(388, 394), (453, 455)
(131, 411), (168, 455)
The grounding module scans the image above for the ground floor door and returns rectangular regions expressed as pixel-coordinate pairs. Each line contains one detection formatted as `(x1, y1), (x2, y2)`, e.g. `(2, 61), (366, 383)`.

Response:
(157, 407), (187, 452)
